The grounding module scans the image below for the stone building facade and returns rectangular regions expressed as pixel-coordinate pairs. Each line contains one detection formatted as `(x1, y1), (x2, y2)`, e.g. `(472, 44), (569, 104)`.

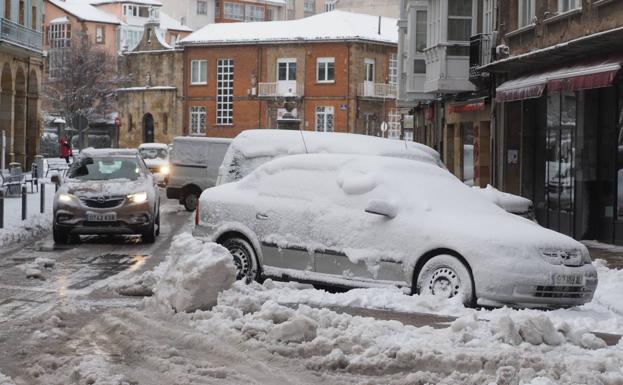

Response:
(117, 22), (185, 148)
(1, 0), (43, 169)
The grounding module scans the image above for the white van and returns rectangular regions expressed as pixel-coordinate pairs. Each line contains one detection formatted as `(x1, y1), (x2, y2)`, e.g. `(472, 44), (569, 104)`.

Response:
(166, 136), (232, 211)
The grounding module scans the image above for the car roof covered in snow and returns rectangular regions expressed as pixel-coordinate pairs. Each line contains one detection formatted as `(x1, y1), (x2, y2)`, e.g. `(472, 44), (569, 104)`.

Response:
(138, 143), (169, 150)
(79, 148), (139, 158)
(218, 129), (445, 185)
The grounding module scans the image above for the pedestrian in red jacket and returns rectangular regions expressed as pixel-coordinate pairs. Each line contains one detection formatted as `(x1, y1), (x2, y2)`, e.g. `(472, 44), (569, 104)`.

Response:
(59, 137), (72, 164)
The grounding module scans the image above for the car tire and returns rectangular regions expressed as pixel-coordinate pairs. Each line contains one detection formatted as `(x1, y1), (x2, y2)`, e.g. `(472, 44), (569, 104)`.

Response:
(183, 193), (198, 212)
(221, 237), (259, 282)
(142, 218), (157, 244)
(415, 254), (475, 306)
(52, 223), (69, 244)
(155, 211), (160, 236)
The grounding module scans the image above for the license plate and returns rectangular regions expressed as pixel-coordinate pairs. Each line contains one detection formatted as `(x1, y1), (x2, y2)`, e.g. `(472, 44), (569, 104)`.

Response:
(551, 273), (584, 286)
(86, 212), (117, 222)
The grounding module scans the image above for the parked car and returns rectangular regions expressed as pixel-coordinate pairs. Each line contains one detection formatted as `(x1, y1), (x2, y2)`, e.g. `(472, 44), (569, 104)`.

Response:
(217, 130), (535, 218)
(166, 136), (232, 211)
(51, 148), (161, 244)
(138, 143), (170, 186)
(196, 153), (597, 308)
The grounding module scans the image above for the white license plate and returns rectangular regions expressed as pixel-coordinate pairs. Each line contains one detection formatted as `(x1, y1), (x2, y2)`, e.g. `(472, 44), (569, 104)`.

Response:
(86, 212), (117, 222)
(551, 273), (584, 286)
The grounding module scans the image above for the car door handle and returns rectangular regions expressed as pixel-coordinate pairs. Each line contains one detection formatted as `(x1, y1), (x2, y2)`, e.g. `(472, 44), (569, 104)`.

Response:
(256, 213), (269, 220)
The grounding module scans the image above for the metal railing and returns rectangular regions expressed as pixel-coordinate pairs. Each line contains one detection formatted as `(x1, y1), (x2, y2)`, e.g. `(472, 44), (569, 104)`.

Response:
(0, 17), (43, 52)
(358, 83), (397, 98)
(257, 82), (305, 97)
(469, 33), (493, 79)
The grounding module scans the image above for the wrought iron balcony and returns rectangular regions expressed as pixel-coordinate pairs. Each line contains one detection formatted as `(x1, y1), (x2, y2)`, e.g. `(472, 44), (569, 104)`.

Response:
(469, 33), (494, 80)
(0, 17), (43, 53)
(358, 83), (397, 99)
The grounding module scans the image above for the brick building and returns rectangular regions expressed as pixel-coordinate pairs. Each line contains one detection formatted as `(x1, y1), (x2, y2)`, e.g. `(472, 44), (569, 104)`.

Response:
(178, 11), (398, 138)
(481, 1), (623, 244)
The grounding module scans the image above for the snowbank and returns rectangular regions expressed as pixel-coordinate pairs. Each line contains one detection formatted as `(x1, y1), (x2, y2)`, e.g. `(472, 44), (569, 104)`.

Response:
(0, 213), (52, 249)
(0, 372), (15, 385)
(147, 233), (236, 313)
(591, 259), (623, 314)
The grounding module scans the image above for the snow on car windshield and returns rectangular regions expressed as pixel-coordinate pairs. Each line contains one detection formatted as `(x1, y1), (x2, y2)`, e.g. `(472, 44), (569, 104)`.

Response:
(68, 157), (143, 181)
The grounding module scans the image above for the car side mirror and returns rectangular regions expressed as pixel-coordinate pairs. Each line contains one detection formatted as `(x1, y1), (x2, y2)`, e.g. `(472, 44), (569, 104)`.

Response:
(51, 175), (61, 185)
(365, 199), (398, 219)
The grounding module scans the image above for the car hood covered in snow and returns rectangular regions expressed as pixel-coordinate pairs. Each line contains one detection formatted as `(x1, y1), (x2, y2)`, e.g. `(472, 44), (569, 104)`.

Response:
(61, 178), (147, 197)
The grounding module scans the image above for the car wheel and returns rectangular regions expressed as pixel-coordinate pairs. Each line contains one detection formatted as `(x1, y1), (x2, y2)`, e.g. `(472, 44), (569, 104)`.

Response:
(416, 254), (474, 306)
(221, 237), (259, 282)
(183, 193), (198, 212)
(52, 223), (69, 244)
(155, 211), (160, 236)
(142, 219), (157, 244)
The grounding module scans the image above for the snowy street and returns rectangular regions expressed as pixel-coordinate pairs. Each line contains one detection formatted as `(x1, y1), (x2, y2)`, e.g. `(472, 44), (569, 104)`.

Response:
(0, 200), (621, 384)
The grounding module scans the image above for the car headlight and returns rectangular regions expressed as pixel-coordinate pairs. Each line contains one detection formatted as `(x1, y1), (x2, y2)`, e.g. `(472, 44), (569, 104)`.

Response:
(127, 192), (148, 204)
(540, 249), (583, 266)
(160, 164), (170, 175)
(58, 193), (76, 203)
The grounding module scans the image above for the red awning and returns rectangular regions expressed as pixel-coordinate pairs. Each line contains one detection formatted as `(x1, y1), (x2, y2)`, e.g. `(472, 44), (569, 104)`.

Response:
(496, 55), (623, 103)
(448, 98), (486, 113)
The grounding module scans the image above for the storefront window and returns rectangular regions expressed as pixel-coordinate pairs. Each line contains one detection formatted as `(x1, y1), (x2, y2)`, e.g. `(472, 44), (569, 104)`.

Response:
(462, 122), (474, 186)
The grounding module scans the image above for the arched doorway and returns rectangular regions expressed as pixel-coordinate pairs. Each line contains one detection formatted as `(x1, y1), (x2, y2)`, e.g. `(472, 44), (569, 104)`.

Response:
(13, 67), (26, 167)
(143, 113), (154, 143)
(26, 69), (39, 169)
(0, 64), (13, 168)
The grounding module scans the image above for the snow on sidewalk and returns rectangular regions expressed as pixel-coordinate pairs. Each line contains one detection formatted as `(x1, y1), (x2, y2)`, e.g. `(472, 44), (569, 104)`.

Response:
(0, 183), (55, 249)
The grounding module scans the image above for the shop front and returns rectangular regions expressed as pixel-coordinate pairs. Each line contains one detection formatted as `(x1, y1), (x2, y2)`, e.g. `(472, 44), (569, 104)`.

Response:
(496, 55), (623, 243)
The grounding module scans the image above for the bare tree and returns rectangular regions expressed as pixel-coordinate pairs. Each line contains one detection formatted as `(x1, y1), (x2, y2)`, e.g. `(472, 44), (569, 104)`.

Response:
(43, 29), (123, 145)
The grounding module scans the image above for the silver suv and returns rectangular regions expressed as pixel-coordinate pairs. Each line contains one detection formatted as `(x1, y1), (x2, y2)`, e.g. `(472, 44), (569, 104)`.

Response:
(52, 148), (160, 244)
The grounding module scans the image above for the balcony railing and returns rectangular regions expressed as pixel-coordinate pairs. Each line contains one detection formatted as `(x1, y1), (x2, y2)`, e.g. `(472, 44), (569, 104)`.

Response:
(469, 33), (494, 79)
(257, 82), (304, 98)
(0, 18), (42, 53)
(358, 83), (397, 98)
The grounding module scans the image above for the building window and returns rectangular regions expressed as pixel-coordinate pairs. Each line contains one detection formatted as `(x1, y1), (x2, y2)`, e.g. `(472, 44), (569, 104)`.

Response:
(4, 0), (10, 19)
(128, 114), (133, 132)
(389, 53), (398, 86)
(118, 28), (142, 50)
(447, 0), (472, 42)
(31, 6), (36, 30)
(415, 10), (427, 52)
(483, 0), (496, 34)
(316, 106), (334, 132)
(324, 1), (335, 12)
(191, 60), (208, 85)
(245, 5), (265, 21)
(316, 57), (335, 83)
(559, 0), (580, 12)
(190, 106), (206, 135)
(49, 22), (71, 48)
(287, 0), (294, 10)
(163, 113), (168, 135)
(518, 0), (535, 28)
(170, 33), (179, 46)
(216, 59), (234, 125)
(224, 2), (244, 20)
(278, 59), (296, 81)
(267, 7), (276, 20)
(215, 1), (220, 18)
(123, 4), (150, 17)
(18, 0), (24, 25)
(197, 0), (207, 14)
(304, 0), (315, 13)
(95, 26), (105, 44)
(364, 59), (375, 82)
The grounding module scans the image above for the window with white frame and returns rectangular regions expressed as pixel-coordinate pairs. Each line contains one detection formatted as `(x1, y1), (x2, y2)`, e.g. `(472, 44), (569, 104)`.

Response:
(118, 27), (142, 50)
(415, 10), (427, 52)
(267, 7), (277, 20)
(215, 0), (221, 18)
(316, 57), (335, 83)
(389, 53), (398, 86)
(559, 0), (580, 12)
(483, 0), (496, 34)
(217, 59), (234, 125)
(518, 0), (535, 28)
(278, 59), (296, 81)
(191, 60), (207, 85)
(95, 25), (104, 44)
(304, 0), (315, 13)
(245, 4), (265, 21)
(122, 4), (149, 17)
(315, 106), (334, 132)
(224, 2), (244, 20)
(447, 0), (472, 42)
(324, 1), (335, 12)
(49, 22), (71, 48)
(197, 0), (207, 14)
(190, 106), (206, 135)
(364, 59), (375, 82)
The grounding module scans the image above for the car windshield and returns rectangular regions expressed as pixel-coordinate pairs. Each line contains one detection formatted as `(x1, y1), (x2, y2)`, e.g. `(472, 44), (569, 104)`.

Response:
(139, 148), (167, 160)
(67, 157), (143, 181)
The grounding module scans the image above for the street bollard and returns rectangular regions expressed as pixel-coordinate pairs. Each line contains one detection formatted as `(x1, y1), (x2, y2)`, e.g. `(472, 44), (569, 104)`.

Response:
(21, 186), (27, 220)
(0, 190), (4, 229)
(40, 183), (45, 214)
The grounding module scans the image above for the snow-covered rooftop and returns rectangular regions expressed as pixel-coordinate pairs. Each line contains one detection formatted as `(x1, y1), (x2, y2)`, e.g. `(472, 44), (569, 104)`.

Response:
(180, 10), (398, 46)
(159, 12), (193, 32)
(89, 0), (162, 6)
(48, 0), (121, 24)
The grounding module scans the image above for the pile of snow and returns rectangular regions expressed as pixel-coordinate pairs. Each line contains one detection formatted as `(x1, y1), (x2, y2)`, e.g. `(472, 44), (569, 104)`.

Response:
(19, 257), (56, 280)
(474, 184), (533, 214)
(590, 259), (623, 314)
(0, 213), (52, 249)
(0, 372), (15, 385)
(147, 233), (236, 313)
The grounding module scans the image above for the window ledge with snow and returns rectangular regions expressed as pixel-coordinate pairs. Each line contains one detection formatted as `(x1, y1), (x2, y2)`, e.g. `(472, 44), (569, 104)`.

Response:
(505, 23), (536, 39)
(593, 0), (615, 7)
(543, 8), (582, 25)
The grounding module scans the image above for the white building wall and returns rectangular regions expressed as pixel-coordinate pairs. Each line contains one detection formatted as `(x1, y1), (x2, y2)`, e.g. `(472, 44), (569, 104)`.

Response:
(160, 0), (215, 30)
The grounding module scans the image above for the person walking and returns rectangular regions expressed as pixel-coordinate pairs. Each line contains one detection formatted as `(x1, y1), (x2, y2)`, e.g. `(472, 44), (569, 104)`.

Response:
(59, 136), (72, 164)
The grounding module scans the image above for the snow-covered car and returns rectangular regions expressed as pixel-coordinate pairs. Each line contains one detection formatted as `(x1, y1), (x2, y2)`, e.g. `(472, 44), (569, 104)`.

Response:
(217, 129), (534, 218)
(51, 148), (161, 244)
(138, 143), (170, 186)
(196, 154), (597, 308)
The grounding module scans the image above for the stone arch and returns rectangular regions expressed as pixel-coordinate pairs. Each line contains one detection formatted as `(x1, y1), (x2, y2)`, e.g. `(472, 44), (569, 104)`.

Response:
(13, 66), (27, 167)
(1, 63), (14, 168)
(26, 68), (40, 168)
(143, 113), (154, 143)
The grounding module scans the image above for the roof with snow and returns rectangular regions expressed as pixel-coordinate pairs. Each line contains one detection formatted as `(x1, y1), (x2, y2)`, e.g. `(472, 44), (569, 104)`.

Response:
(89, 0), (162, 6)
(48, 0), (121, 24)
(180, 10), (398, 46)
(159, 12), (193, 32)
